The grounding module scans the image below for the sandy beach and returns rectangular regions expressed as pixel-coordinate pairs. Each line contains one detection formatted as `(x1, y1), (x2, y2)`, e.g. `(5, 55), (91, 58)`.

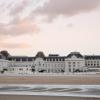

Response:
(0, 95), (100, 100)
(0, 74), (100, 100)
(0, 74), (100, 84)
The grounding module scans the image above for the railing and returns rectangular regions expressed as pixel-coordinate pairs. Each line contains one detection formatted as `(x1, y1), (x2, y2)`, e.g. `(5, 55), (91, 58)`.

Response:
(0, 71), (99, 76)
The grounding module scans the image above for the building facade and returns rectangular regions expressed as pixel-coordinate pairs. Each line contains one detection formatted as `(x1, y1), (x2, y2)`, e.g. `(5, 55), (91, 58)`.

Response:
(0, 50), (100, 74)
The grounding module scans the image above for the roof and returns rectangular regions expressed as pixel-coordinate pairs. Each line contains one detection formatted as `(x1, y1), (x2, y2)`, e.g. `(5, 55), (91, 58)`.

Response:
(49, 54), (59, 57)
(85, 55), (100, 60)
(7, 54), (66, 61)
(35, 51), (45, 58)
(67, 52), (83, 58)
(44, 56), (66, 61)
(8, 56), (34, 61)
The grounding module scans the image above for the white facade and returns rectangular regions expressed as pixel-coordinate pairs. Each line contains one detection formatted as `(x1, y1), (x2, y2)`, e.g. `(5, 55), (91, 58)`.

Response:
(0, 51), (100, 75)
(34, 57), (65, 73)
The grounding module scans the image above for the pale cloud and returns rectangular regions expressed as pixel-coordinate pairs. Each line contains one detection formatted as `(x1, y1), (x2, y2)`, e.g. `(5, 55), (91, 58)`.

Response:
(9, 0), (30, 16)
(34, 0), (100, 20)
(67, 23), (73, 28)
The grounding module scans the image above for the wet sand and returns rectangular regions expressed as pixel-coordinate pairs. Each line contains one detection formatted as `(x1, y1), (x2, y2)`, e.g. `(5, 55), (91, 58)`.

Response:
(0, 74), (100, 84)
(0, 95), (100, 100)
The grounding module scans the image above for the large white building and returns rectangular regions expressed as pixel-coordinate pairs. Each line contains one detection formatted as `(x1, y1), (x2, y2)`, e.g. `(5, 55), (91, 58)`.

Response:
(0, 50), (100, 75)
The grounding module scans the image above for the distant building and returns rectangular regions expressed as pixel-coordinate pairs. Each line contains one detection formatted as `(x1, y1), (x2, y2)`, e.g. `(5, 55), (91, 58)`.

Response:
(0, 51), (100, 74)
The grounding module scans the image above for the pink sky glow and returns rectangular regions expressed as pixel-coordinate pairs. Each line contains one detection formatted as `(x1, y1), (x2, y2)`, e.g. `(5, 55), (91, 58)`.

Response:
(0, 0), (100, 56)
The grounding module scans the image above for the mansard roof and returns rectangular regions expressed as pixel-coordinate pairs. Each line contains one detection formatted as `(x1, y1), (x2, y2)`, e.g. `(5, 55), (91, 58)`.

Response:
(8, 56), (34, 61)
(47, 56), (66, 58)
(67, 52), (83, 58)
(2, 50), (100, 61)
(85, 55), (100, 60)
(44, 56), (66, 61)
(46, 54), (66, 59)
(35, 51), (45, 58)
(49, 54), (59, 57)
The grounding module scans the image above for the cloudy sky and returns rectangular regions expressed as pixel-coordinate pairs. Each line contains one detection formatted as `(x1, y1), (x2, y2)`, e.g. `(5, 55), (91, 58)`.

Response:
(0, 0), (100, 56)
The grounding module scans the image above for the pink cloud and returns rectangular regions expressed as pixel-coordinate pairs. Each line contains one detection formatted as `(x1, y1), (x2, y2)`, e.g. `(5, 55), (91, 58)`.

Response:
(0, 42), (30, 49)
(34, 0), (100, 20)
(0, 17), (38, 37)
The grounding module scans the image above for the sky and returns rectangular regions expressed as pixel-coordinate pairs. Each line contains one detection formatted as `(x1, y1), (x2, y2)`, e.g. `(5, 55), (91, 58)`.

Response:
(0, 0), (100, 56)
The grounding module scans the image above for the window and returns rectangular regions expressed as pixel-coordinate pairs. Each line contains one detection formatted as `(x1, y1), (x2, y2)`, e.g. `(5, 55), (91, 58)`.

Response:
(62, 58), (64, 61)
(73, 62), (75, 64)
(39, 62), (41, 66)
(91, 61), (93, 64)
(97, 61), (99, 65)
(53, 59), (55, 61)
(50, 59), (52, 61)
(88, 61), (90, 64)
(73, 64), (75, 67)
(77, 62), (80, 64)
(19, 68), (23, 71)
(85, 62), (87, 66)
(69, 68), (71, 72)
(94, 61), (96, 63)
(97, 63), (99, 67)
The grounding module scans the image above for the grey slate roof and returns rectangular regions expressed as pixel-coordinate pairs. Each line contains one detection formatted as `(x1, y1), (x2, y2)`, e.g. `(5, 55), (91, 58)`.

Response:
(49, 54), (59, 57)
(8, 56), (34, 61)
(1, 50), (100, 61)
(85, 55), (100, 60)
(35, 51), (45, 58)
(67, 52), (83, 58)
